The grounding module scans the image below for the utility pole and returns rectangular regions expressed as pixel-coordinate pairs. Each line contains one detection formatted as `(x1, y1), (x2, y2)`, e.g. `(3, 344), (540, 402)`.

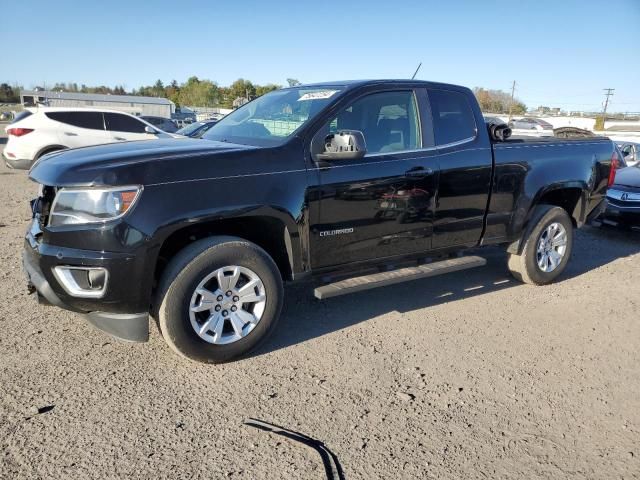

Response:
(508, 80), (516, 122)
(601, 88), (615, 127)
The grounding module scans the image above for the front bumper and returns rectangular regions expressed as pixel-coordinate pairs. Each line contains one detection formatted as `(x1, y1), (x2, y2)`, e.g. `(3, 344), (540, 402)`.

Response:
(23, 219), (150, 342)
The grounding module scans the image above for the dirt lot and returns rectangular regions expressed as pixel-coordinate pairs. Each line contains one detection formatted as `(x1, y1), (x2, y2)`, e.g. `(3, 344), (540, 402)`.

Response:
(1, 141), (639, 479)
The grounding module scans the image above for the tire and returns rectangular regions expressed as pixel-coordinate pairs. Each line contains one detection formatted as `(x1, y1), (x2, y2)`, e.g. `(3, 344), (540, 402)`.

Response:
(155, 236), (284, 363)
(507, 206), (574, 285)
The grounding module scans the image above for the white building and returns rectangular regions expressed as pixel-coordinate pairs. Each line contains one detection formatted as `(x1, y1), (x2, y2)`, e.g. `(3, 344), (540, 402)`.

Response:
(20, 90), (175, 118)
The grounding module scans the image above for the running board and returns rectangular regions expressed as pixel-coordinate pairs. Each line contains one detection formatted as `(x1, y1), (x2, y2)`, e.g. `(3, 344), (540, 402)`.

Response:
(314, 256), (487, 300)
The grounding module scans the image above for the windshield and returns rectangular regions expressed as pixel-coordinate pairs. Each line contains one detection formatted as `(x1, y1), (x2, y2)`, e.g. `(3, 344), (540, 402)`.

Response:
(203, 86), (344, 146)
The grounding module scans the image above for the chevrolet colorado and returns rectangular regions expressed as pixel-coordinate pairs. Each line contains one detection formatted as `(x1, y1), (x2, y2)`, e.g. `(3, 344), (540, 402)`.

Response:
(23, 80), (618, 363)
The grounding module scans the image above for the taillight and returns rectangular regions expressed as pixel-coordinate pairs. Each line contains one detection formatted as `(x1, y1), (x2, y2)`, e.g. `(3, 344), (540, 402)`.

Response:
(7, 128), (34, 137)
(608, 151), (619, 187)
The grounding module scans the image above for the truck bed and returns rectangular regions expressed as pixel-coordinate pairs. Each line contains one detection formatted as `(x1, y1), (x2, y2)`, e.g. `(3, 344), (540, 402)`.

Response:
(499, 135), (611, 145)
(484, 134), (615, 245)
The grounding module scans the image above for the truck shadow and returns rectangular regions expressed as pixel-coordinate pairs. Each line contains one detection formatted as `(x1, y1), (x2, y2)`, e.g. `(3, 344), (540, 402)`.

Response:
(255, 226), (640, 357)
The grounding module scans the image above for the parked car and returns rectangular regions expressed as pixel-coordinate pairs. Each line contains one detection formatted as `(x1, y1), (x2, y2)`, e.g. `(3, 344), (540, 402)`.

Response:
(176, 120), (218, 138)
(617, 141), (639, 167)
(23, 80), (616, 363)
(600, 162), (640, 229)
(172, 107), (197, 124)
(173, 118), (195, 129)
(483, 116), (506, 125)
(140, 115), (179, 133)
(3, 107), (178, 170)
(615, 143), (629, 169)
(509, 117), (554, 136)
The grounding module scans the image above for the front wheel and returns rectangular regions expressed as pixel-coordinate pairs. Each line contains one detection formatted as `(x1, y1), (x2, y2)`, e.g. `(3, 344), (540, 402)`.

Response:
(156, 236), (283, 363)
(507, 206), (574, 285)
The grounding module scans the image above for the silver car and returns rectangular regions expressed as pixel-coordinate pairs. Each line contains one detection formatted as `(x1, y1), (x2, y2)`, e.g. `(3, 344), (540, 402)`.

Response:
(509, 117), (554, 136)
(618, 142), (640, 167)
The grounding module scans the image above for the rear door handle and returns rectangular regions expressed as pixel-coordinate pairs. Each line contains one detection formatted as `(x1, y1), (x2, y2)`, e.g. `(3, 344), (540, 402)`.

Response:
(405, 167), (433, 177)
(114, 137), (126, 141)
(64, 132), (78, 136)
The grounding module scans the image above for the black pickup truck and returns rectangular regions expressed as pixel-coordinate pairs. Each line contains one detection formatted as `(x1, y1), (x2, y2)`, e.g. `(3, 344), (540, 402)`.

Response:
(23, 80), (618, 363)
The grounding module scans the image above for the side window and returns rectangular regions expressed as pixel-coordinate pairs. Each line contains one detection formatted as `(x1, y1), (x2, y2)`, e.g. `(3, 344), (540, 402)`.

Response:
(104, 113), (147, 133)
(428, 90), (477, 146)
(45, 111), (104, 130)
(322, 91), (421, 155)
(621, 145), (632, 156)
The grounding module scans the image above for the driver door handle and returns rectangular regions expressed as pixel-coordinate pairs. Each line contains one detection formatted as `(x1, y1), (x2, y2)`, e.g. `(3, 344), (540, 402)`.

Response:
(405, 166), (433, 177)
(114, 136), (126, 141)
(64, 132), (78, 136)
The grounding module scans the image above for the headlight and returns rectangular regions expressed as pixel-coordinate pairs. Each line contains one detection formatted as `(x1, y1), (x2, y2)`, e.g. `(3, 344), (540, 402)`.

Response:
(49, 186), (142, 226)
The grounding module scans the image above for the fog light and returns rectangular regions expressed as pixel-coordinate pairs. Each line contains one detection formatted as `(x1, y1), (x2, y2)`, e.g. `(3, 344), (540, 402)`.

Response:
(53, 266), (108, 298)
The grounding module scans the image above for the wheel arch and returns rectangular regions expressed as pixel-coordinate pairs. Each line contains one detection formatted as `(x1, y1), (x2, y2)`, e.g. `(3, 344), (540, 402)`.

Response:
(152, 213), (302, 288)
(507, 183), (586, 255)
(35, 144), (67, 160)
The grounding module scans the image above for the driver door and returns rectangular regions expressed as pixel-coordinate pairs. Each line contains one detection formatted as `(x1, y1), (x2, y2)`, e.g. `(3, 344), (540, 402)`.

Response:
(307, 89), (438, 269)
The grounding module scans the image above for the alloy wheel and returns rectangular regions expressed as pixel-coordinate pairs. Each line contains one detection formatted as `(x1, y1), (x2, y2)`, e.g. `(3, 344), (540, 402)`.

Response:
(189, 266), (266, 345)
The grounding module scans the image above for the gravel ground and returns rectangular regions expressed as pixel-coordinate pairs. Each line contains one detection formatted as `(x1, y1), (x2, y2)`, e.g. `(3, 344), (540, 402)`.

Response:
(1, 142), (639, 479)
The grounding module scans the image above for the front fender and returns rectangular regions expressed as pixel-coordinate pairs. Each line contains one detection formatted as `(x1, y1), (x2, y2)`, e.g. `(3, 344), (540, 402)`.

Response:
(127, 175), (308, 280)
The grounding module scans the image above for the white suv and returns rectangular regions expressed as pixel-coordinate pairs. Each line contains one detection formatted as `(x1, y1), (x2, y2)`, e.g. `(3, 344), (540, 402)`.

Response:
(3, 107), (178, 170)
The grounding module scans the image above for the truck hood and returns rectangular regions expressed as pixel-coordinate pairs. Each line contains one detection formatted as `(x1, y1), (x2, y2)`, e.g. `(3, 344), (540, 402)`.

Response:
(29, 138), (260, 187)
(613, 166), (640, 189)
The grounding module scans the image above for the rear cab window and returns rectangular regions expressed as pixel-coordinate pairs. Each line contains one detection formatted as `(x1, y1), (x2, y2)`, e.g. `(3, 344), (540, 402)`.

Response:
(428, 89), (477, 146)
(45, 111), (105, 130)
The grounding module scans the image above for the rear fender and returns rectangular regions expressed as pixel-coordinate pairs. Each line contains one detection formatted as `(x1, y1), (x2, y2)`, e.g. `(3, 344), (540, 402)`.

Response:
(507, 182), (586, 255)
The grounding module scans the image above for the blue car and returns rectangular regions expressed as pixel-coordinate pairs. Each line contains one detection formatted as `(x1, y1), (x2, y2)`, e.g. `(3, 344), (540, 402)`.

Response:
(175, 120), (218, 138)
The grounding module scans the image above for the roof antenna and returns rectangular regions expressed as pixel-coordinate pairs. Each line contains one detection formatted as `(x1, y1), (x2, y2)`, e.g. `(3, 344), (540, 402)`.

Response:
(411, 62), (422, 80)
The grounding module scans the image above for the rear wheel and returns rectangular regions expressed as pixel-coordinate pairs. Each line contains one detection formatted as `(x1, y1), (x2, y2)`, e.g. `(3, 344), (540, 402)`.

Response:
(507, 206), (574, 285)
(156, 236), (283, 363)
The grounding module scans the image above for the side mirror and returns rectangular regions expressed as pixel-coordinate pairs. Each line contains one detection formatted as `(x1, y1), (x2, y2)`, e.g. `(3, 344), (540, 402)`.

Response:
(144, 125), (158, 134)
(316, 130), (367, 162)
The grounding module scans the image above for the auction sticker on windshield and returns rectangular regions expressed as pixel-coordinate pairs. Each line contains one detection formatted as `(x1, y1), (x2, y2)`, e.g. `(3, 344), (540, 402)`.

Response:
(298, 90), (338, 101)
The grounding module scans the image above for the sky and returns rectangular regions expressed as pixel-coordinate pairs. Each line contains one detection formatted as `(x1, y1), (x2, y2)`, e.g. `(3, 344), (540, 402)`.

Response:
(2, 0), (639, 112)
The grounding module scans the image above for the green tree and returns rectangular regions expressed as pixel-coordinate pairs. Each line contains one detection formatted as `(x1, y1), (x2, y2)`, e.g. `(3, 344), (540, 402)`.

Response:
(152, 79), (165, 97)
(0, 83), (19, 103)
(230, 78), (256, 100)
(286, 78), (301, 87)
(473, 87), (527, 114)
(255, 83), (280, 97)
(178, 76), (218, 107)
(165, 80), (181, 106)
